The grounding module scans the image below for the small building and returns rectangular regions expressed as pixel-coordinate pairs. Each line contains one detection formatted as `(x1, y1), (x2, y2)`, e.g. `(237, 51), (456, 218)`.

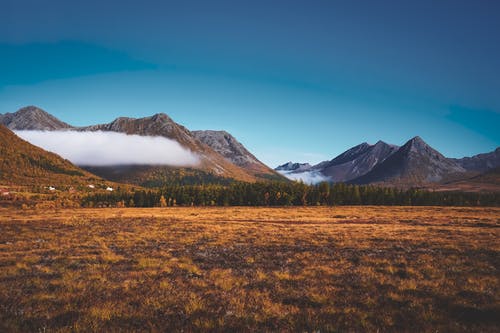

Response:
(87, 184), (95, 189)
(106, 187), (114, 192)
(0, 188), (10, 196)
(48, 186), (56, 191)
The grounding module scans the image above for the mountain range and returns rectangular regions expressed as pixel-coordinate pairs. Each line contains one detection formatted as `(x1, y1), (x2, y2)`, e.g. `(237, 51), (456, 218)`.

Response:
(1, 105), (499, 191)
(311, 141), (400, 182)
(277, 137), (499, 190)
(350, 136), (466, 185)
(1, 106), (284, 186)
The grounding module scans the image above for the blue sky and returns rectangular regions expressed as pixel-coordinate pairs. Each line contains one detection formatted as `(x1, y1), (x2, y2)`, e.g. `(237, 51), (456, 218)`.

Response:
(1, 0), (499, 167)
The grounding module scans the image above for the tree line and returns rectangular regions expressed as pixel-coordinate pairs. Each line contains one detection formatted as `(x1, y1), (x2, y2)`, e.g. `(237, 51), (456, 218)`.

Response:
(81, 182), (500, 207)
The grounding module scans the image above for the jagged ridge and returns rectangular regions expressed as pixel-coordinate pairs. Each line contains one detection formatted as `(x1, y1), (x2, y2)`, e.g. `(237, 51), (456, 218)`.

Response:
(311, 141), (399, 182)
(351, 136), (465, 185)
(192, 130), (281, 178)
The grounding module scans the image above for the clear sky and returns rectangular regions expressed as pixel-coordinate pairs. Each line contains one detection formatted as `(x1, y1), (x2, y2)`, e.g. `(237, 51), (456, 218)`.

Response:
(1, 0), (499, 167)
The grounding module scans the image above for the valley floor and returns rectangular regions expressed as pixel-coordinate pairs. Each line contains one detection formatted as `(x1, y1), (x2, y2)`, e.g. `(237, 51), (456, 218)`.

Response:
(0, 206), (499, 332)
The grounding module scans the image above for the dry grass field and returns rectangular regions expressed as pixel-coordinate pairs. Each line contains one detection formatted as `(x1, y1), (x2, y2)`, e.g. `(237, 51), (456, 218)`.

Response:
(0, 206), (499, 332)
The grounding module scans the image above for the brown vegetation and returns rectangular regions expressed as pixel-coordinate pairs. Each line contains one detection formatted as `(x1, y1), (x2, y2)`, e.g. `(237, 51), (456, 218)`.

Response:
(0, 206), (498, 332)
(0, 124), (101, 187)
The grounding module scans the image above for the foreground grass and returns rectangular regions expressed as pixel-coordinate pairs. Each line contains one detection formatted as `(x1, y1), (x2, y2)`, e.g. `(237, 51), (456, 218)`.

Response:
(0, 206), (499, 332)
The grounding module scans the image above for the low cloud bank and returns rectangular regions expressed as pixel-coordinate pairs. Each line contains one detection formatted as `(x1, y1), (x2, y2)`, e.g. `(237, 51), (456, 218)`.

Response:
(15, 130), (199, 167)
(278, 170), (331, 185)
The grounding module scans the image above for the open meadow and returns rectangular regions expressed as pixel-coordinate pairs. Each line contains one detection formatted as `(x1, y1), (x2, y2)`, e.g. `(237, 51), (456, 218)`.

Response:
(0, 206), (499, 332)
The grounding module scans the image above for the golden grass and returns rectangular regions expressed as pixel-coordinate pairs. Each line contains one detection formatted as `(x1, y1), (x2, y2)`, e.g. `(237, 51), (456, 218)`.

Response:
(0, 206), (499, 332)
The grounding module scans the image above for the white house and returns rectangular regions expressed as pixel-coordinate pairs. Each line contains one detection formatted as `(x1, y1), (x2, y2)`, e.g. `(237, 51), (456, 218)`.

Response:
(106, 187), (114, 192)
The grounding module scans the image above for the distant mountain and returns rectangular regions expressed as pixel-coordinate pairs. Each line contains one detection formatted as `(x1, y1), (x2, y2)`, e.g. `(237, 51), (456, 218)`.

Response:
(434, 167), (500, 193)
(0, 106), (72, 130)
(461, 167), (500, 186)
(0, 124), (100, 187)
(351, 136), (465, 185)
(277, 137), (499, 190)
(192, 130), (281, 178)
(451, 148), (500, 173)
(275, 162), (312, 172)
(311, 141), (399, 182)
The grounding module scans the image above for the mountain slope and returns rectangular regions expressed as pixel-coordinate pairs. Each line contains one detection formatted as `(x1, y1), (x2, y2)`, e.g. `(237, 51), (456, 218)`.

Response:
(312, 141), (399, 182)
(0, 106), (72, 130)
(461, 167), (500, 186)
(352, 136), (465, 185)
(451, 148), (500, 173)
(0, 124), (101, 186)
(192, 130), (283, 179)
(79, 114), (257, 183)
(433, 167), (500, 192)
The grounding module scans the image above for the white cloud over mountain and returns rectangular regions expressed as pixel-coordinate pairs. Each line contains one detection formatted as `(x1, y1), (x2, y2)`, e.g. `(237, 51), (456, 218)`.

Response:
(15, 130), (199, 167)
(277, 170), (330, 184)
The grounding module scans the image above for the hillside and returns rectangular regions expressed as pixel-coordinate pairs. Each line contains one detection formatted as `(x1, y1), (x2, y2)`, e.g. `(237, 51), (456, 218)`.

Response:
(82, 165), (237, 187)
(0, 125), (101, 187)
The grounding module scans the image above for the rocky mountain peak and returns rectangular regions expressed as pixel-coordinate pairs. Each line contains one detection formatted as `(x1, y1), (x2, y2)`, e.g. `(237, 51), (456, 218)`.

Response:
(306, 140), (399, 182)
(374, 140), (392, 147)
(352, 136), (465, 184)
(0, 106), (72, 130)
(17, 105), (47, 116)
(150, 113), (173, 123)
(192, 130), (261, 166)
(405, 136), (430, 152)
(190, 129), (283, 179)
